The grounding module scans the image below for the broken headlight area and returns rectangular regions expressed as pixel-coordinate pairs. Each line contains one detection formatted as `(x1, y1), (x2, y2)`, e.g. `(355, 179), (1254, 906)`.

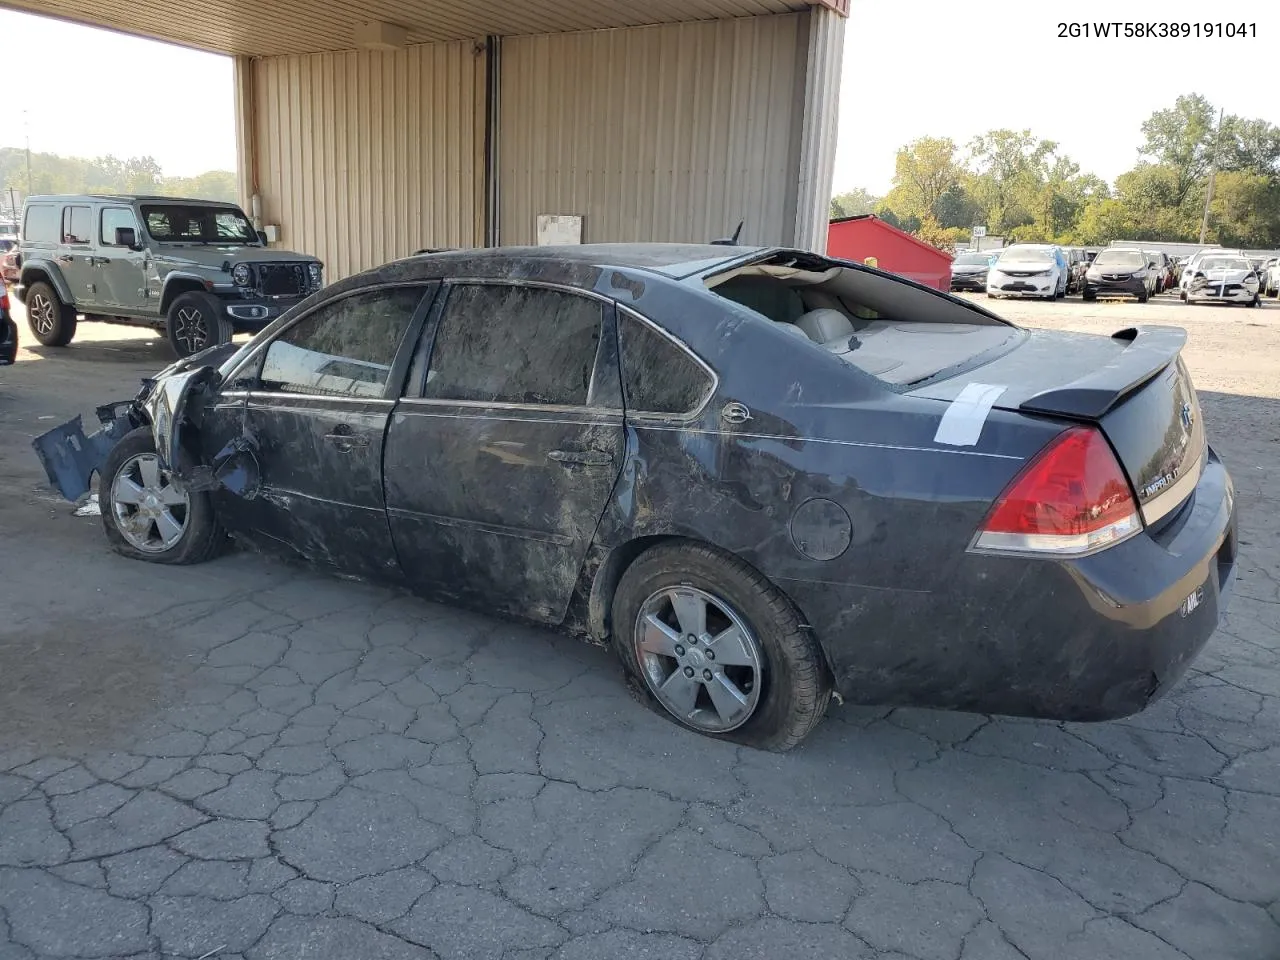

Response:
(32, 362), (261, 504)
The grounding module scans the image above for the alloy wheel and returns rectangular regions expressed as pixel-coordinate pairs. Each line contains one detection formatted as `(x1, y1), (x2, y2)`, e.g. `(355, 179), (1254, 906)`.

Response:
(110, 453), (190, 553)
(634, 586), (763, 733)
(173, 307), (209, 355)
(30, 293), (55, 337)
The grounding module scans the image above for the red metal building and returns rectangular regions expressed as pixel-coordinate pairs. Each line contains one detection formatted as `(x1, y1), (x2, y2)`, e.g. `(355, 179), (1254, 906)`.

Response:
(827, 215), (953, 292)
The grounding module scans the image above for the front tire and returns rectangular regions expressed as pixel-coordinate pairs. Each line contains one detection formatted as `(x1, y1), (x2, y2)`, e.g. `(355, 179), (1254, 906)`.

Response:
(25, 281), (77, 347)
(611, 541), (831, 751)
(101, 427), (225, 564)
(1138, 290), (1149, 303)
(1247, 295), (1259, 308)
(166, 292), (232, 358)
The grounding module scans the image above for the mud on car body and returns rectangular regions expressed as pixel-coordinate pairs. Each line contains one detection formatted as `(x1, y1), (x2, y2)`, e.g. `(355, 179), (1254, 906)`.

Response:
(33, 244), (1238, 750)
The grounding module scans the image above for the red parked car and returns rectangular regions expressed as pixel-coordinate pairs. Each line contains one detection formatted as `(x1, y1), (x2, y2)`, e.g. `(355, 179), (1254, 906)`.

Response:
(0, 238), (19, 286)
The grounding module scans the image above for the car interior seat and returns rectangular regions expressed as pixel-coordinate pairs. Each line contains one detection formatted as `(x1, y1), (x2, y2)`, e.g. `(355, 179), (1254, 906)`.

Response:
(795, 308), (856, 351)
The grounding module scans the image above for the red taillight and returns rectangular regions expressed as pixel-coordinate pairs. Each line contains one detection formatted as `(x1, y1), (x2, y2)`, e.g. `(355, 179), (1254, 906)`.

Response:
(973, 426), (1141, 556)
(0, 288), (8, 312)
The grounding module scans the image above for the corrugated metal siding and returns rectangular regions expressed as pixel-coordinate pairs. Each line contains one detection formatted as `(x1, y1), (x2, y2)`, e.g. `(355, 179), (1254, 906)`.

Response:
(794, 6), (844, 253)
(251, 42), (485, 280)
(6, 0), (810, 56)
(499, 16), (806, 247)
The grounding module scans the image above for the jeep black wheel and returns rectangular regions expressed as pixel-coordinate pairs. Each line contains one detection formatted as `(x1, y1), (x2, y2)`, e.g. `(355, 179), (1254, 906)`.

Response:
(26, 281), (77, 347)
(166, 291), (232, 358)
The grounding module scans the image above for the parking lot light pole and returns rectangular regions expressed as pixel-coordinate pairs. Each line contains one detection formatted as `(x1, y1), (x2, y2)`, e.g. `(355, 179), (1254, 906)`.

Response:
(1198, 107), (1225, 245)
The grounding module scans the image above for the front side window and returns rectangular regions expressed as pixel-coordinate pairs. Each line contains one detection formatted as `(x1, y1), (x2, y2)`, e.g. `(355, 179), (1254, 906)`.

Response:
(62, 206), (92, 244)
(259, 287), (424, 398)
(424, 284), (603, 406)
(23, 204), (57, 243)
(101, 208), (139, 246)
(618, 312), (714, 416)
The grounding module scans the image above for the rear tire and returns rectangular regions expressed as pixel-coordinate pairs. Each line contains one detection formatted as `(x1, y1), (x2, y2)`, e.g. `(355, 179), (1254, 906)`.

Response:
(611, 541), (831, 751)
(25, 281), (77, 347)
(101, 427), (226, 565)
(166, 291), (232, 358)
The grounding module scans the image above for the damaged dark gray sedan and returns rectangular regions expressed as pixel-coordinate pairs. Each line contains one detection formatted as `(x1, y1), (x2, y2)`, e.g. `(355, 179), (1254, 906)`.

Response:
(35, 244), (1238, 749)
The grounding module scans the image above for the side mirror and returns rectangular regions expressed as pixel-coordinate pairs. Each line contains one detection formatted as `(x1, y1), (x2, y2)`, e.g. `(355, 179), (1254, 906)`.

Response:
(115, 226), (141, 250)
(257, 230), (268, 245)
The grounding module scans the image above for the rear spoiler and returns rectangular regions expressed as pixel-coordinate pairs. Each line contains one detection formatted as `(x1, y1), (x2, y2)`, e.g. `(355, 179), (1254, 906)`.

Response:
(1019, 325), (1187, 420)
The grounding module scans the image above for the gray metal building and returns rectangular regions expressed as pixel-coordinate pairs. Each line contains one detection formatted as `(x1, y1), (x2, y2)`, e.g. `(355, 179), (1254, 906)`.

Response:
(11, 0), (848, 279)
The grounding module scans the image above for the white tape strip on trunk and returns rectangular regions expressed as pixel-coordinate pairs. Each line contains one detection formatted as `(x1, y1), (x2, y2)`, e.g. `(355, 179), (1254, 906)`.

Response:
(933, 382), (1007, 448)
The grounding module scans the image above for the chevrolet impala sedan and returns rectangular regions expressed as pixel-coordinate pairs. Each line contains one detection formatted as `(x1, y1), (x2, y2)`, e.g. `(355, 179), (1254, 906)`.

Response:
(34, 244), (1238, 750)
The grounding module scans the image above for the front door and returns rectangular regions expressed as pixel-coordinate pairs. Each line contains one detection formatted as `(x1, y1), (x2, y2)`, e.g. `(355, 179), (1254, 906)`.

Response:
(96, 206), (148, 311)
(385, 281), (625, 623)
(230, 284), (431, 579)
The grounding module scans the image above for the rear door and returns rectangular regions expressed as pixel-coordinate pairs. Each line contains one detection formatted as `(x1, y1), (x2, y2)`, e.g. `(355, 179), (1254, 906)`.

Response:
(232, 283), (432, 577)
(384, 281), (624, 623)
(58, 203), (98, 306)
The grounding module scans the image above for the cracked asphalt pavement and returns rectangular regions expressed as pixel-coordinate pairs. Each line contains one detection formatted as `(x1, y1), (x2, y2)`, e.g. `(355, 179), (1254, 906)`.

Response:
(1, 297), (1278, 960)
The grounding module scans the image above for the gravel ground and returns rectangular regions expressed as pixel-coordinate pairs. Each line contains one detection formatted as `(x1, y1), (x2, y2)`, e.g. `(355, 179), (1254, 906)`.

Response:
(0, 292), (1277, 960)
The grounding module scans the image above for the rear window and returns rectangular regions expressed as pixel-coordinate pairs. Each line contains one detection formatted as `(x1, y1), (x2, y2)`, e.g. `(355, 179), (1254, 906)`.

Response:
(23, 204), (58, 244)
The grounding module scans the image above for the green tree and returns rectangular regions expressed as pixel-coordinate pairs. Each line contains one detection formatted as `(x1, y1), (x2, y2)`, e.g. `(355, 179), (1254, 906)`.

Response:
(830, 188), (880, 219)
(1138, 94), (1218, 206)
(881, 136), (963, 223)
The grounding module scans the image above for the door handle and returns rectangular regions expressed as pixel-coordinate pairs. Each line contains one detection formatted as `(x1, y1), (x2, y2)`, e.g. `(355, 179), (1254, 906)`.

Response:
(56, 255), (73, 264)
(547, 449), (613, 467)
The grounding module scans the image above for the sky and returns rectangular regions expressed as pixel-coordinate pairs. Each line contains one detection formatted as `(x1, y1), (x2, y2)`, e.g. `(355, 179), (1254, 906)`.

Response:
(836, 0), (1280, 195)
(3, 3), (1279, 189)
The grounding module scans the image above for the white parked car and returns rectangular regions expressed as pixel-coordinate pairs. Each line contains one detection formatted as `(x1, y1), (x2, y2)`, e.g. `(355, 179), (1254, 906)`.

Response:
(1179, 249), (1241, 297)
(1261, 257), (1280, 297)
(1182, 254), (1262, 307)
(986, 244), (1067, 300)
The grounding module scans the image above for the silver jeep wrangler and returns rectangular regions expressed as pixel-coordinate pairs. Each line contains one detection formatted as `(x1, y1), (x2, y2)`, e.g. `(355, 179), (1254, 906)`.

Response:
(17, 195), (323, 357)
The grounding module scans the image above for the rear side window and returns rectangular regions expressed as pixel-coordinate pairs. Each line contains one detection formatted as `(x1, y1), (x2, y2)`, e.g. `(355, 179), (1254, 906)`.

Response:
(62, 206), (93, 244)
(23, 204), (58, 243)
(259, 286), (424, 398)
(424, 284), (602, 406)
(618, 312), (714, 416)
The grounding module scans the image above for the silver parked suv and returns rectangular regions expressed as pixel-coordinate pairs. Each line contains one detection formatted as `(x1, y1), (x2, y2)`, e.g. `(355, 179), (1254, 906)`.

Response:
(17, 195), (322, 357)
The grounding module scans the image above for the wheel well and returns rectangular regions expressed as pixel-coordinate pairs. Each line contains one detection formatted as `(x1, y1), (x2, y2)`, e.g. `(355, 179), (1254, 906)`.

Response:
(160, 279), (208, 314)
(586, 534), (683, 641)
(20, 266), (54, 292)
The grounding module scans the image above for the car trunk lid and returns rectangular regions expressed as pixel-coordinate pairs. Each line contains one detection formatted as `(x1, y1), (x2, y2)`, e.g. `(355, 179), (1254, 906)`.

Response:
(911, 325), (1204, 526)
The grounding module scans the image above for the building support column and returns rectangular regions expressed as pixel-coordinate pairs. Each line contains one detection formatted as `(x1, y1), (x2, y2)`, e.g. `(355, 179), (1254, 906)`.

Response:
(483, 36), (502, 247)
(232, 55), (260, 225)
(793, 6), (845, 253)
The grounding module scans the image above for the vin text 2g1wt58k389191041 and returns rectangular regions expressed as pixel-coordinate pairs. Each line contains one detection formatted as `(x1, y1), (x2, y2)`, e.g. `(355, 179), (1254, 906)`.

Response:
(33, 244), (1238, 750)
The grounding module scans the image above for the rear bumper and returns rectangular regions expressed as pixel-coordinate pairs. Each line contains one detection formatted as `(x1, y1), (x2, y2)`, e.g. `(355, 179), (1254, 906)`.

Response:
(791, 449), (1237, 721)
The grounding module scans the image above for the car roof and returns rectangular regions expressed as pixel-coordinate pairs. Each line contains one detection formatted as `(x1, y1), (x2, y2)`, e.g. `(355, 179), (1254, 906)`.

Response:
(407, 243), (769, 280)
(25, 194), (243, 207)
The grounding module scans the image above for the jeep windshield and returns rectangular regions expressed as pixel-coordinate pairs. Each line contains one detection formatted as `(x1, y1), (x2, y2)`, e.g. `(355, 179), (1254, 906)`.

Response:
(141, 205), (258, 245)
